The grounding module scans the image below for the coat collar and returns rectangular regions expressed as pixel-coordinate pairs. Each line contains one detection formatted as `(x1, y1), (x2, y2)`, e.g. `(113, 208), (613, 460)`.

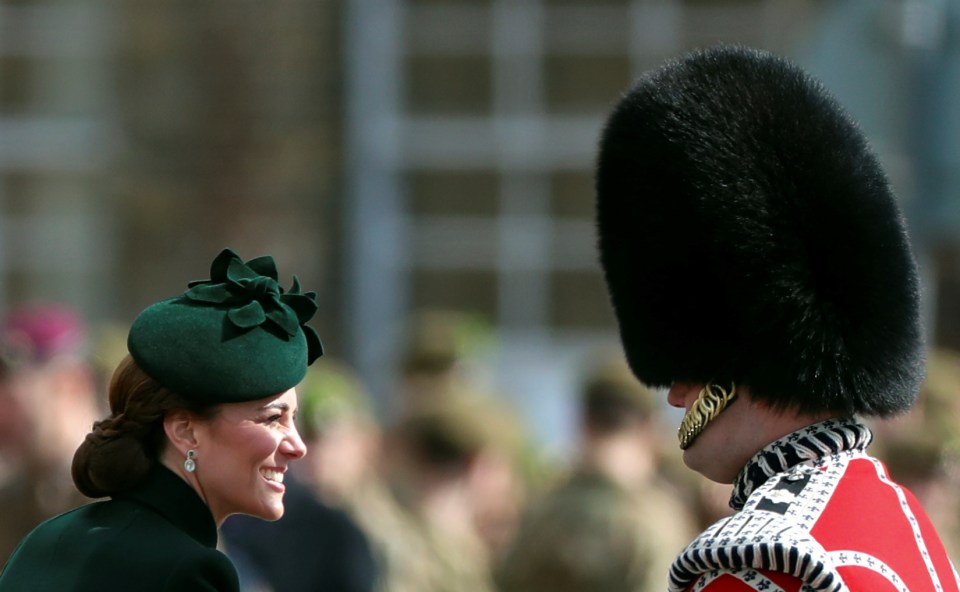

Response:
(729, 418), (872, 510)
(114, 463), (219, 548)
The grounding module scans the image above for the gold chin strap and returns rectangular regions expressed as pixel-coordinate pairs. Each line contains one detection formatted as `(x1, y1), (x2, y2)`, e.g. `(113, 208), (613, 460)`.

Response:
(678, 382), (737, 450)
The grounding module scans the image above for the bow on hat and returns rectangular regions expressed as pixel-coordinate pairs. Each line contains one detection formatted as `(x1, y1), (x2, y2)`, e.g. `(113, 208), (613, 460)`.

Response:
(183, 248), (324, 363)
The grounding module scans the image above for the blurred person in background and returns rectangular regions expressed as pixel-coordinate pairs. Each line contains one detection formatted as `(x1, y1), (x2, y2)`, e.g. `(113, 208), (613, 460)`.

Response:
(595, 46), (958, 590)
(0, 304), (100, 564)
(0, 248), (321, 590)
(220, 359), (380, 592)
(393, 310), (493, 419)
(494, 351), (697, 592)
(383, 391), (526, 592)
(219, 465), (378, 592)
(295, 359), (383, 507)
(287, 358), (438, 592)
(392, 310), (533, 557)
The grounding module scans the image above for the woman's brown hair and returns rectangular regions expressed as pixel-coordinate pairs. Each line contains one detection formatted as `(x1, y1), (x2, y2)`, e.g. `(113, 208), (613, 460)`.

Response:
(71, 354), (217, 498)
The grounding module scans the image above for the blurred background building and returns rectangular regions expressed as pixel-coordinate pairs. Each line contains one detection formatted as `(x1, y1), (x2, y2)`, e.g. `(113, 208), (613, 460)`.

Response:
(1, 0), (959, 457)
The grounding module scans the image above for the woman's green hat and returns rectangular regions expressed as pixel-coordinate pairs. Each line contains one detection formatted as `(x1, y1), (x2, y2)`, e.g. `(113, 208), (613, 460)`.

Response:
(128, 248), (324, 404)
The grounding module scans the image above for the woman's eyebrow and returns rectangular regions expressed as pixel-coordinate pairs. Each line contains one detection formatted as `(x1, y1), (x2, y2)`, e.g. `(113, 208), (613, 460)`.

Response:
(262, 401), (290, 412)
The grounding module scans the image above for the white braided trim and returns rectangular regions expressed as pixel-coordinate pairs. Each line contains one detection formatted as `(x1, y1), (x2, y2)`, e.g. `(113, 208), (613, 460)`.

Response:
(827, 550), (909, 592)
(867, 458), (946, 592)
(693, 569), (787, 591)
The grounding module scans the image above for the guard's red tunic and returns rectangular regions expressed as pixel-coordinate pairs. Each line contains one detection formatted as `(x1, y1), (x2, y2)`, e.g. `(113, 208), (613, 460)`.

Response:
(668, 420), (959, 592)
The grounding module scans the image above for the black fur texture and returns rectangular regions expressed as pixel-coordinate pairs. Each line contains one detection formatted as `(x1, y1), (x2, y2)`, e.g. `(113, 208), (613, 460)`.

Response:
(595, 46), (924, 417)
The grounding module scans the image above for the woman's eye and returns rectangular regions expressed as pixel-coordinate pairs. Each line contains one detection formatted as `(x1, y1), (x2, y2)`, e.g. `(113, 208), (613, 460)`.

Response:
(265, 414), (282, 424)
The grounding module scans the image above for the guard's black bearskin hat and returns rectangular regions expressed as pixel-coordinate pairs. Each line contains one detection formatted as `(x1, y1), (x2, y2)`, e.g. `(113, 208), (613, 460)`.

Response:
(596, 45), (924, 417)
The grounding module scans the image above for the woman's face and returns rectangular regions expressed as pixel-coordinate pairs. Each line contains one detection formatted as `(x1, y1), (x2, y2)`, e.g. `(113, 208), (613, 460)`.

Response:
(192, 388), (306, 523)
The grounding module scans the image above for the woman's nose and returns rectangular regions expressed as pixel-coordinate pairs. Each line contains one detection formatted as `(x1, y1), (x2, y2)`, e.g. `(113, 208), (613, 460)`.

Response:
(282, 425), (308, 460)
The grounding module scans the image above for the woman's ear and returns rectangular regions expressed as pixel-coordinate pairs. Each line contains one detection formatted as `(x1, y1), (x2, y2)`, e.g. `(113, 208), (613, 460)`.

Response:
(163, 410), (200, 457)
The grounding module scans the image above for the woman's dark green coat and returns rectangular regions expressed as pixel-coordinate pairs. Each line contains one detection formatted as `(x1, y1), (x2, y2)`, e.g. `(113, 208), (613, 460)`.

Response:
(0, 465), (238, 591)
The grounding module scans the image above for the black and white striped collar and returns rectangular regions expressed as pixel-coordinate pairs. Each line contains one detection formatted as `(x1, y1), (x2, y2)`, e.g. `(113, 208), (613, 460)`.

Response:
(729, 418), (872, 510)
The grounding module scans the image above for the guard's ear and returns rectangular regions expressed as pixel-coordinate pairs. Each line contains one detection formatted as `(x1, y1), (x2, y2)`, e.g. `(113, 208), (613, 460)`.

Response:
(163, 410), (200, 457)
